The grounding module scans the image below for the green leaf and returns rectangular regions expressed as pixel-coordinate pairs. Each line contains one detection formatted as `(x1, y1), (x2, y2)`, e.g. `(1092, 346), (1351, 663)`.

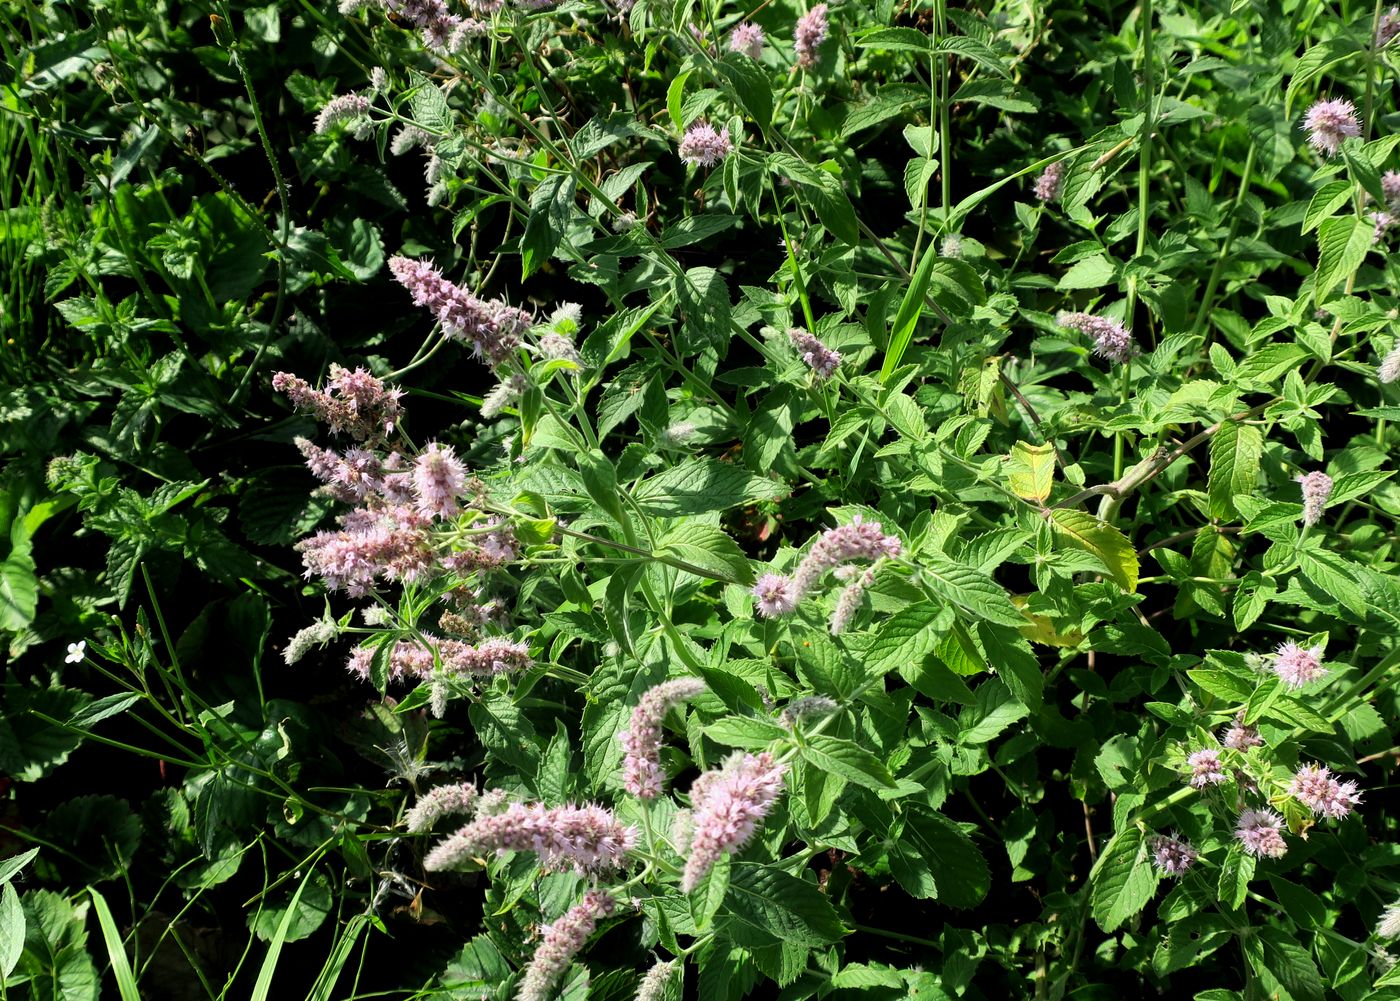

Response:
(978, 623), (1043, 710)
(886, 808), (990, 908)
(89, 888), (140, 1001)
(0, 848), (39, 885)
(1090, 827), (1159, 931)
(1048, 510), (1140, 592)
(1301, 179), (1351, 234)
(408, 71), (453, 134)
(1297, 550), (1367, 617)
(0, 550), (38, 632)
(716, 54), (771, 131)
(0, 882), (21, 979)
(801, 734), (897, 790)
(692, 852), (731, 932)
(522, 174), (577, 279)
(657, 524), (753, 585)
(1243, 926), (1324, 1001)
(634, 460), (783, 516)
(1315, 215), (1371, 305)
(866, 603), (942, 678)
(1217, 844), (1255, 909)
(920, 555), (1025, 627)
(1208, 422), (1263, 520)
(725, 864), (845, 946)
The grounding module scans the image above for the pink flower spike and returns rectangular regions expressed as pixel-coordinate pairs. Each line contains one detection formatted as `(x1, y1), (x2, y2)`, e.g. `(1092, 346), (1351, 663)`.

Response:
(1186, 748), (1226, 789)
(1150, 834), (1198, 876)
(406, 781), (479, 833)
(728, 21), (765, 59)
(752, 574), (798, 618)
(1296, 470), (1333, 527)
(516, 891), (615, 1001)
(1034, 161), (1065, 202)
(788, 327), (841, 379)
(681, 751), (787, 891)
(1289, 762), (1363, 819)
(1056, 310), (1135, 364)
(412, 442), (468, 520)
(1302, 98), (1361, 158)
(620, 678), (708, 799)
(793, 3), (828, 68)
(423, 801), (637, 874)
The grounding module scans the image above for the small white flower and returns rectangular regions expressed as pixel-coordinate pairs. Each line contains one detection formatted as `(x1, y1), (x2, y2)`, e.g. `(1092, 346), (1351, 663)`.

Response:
(65, 640), (87, 664)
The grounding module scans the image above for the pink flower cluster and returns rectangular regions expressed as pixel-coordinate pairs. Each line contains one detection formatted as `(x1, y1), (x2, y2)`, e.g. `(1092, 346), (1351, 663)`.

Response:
(788, 327), (841, 380)
(517, 891), (615, 1001)
(1220, 713), (1262, 750)
(1235, 808), (1288, 858)
(1186, 748), (1226, 789)
(681, 751), (787, 891)
(1380, 341), (1400, 385)
(751, 515), (902, 618)
(389, 255), (532, 367)
(828, 569), (873, 635)
(1273, 641), (1326, 688)
(406, 781), (479, 833)
(1149, 834), (1197, 876)
(1289, 763), (1363, 820)
(728, 22), (764, 59)
(423, 801), (638, 874)
(374, 0), (485, 49)
(299, 506), (435, 596)
(1034, 161), (1064, 202)
(1296, 470), (1333, 527)
(413, 442), (468, 519)
(1056, 310), (1136, 364)
(793, 3), (828, 68)
(678, 122), (732, 167)
(273, 365), (404, 442)
(620, 678), (708, 799)
(315, 94), (372, 137)
(1301, 98), (1361, 158)
(347, 635), (531, 683)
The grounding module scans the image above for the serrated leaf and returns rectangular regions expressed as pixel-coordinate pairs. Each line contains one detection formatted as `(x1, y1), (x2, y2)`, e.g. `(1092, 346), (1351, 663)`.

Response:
(1007, 441), (1055, 503)
(801, 734), (896, 790)
(1048, 510), (1140, 592)
(634, 460), (783, 516)
(1208, 422), (1262, 520)
(1218, 843), (1255, 909)
(1090, 827), (1159, 931)
(1315, 215), (1371, 305)
(886, 808), (990, 908)
(920, 554), (1025, 626)
(725, 864), (844, 946)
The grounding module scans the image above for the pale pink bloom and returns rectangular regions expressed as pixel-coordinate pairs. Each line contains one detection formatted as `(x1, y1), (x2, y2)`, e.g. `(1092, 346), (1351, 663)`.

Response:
(681, 751), (787, 891)
(1297, 470), (1333, 527)
(1379, 900), (1400, 939)
(315, 94), (372, 136)
(391, 125), (433, 155)
(1302, 98), (1361, 157)
(1273, 640), (1326, 688)
(1377, 7), (1400, 48)
(1384, 169), (1400, 209)
(389, 255), (531, 366)
(273, 366), (404, 442)
(634, 960), (676, 1001)
(1186, 748), (1226, 789)
(752, 573), (798, 618)
(538, 332), (581, 364)
(793, 3), (828, 68)
(788, 327), (841, 379)
(1221, 713), (1262, 750)
(1372, 210), (1397, 244)
(296, 506), (434, 596)
(1056, 310), (1135, 364)
(406, 781), (479, 832)
(437, 636), (532, 676)
(423, 801), (637, 874)
(1379, 342), (1400, 384)
(678, 121), (732, 167)
(1033, 161), (1065, 202)
(620, 678), (708, 799)
(1150, 834), (1198, 876)
(439, 518), (520, 572)
(729, 22), (765, 59)
(829, 569), (872, 635)
(383, 0), (464, 47)
(295, 438), (386, 503)
(517, 891), (615, 1001)
(1236, 808), (1288, 858)
(1289, 762), (1363, 819)
(413, 442), (468, 520)
(790, 516), (902, 597)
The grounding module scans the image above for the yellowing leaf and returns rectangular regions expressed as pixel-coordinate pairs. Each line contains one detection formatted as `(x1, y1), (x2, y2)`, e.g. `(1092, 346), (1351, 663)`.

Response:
(1007, 441), (1056, 503)
(1048, 509), (1140, 592)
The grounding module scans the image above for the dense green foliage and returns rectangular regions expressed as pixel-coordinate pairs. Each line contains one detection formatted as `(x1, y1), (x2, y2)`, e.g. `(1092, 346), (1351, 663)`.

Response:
(5, 0), (1400, 998)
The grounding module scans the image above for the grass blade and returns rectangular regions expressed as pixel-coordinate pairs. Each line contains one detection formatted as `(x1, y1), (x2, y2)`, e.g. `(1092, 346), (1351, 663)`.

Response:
(90, 887), (142, 1001)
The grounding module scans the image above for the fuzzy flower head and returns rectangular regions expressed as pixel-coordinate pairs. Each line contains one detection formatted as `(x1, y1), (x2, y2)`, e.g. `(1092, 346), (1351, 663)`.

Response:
(793, 3), (829, 68)
(1297, 470), (1333, 527)
(752, 573), (798, 618)
(1380, 901), (1400, 940)
(634, 960), (676, 1001)
(424, 801), (637, 874)
(1378, 7), (1400, 48)
(412, 442), (468, 520)
(1379, 342), (1400, 384)
(1150, 834), (1198, 876)
(1289, 762), (1363, 820)
(790, 516), (902, 599)
(1221, 713), (1262, 750)
(1302, 98), (1361, 158)
(1272, 640), (1327, 688)
(388, 255), (530, 367)
(1056, 310), (1135, 364)
(1034, 161), (1065, 202)
(1373, 210), (1398, 245)
(728, 21), (765, 59)
(1186, 748), (1227, 789)
(788, 327), (841, 379)
(1236, 808), (1288, 859)
(1384, 170), (1400, 209)
(619, 678), (708, 799)
(273, 365), (404, 442)
(315, 93), (373, 137)
(681, 751), (787, 891)
(406, 781), (479, 833)
(678, 121), (732, 168)
(828, 569), (872, 635)
(517, 891), (614, 1001)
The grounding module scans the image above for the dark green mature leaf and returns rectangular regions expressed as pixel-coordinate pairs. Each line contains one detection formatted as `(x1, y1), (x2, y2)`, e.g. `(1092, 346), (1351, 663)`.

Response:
(1314, 215), (1371, 305)
(725, 864), (845, 946)
(634, 460), (783, 516)
(1244, 927), (1324, 1001)
(866, 602), (942, 678)
(919, 554), (1024, 626)
(886, 808), (989, 908)
(1208, 422), (1262, 520)
(1090, 827), (1159, 931)
(801, 734), (896, 790)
